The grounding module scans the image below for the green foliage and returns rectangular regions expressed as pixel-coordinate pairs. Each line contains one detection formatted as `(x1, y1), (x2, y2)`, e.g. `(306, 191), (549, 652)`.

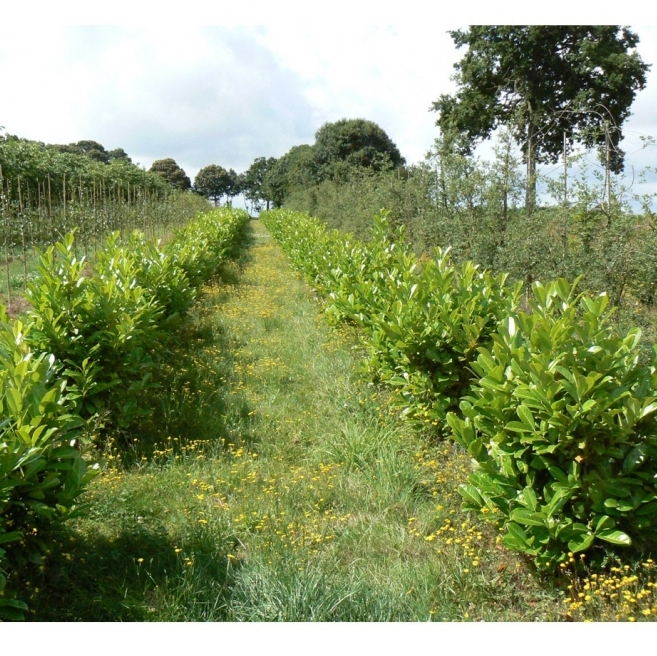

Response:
(194, 164), (232, 205)
(264, 208), (657, 569)
(258, 118), (405, 209)
(25, 232), (169, 435)
(0, 306), (97, 618)
(50, 140), (111, 164)
(446, 278), (657, 568)
(0, 134), (170, 205)
(242, 157), (277, 211)
(283, 129), (657, 351)
(24, 208), (249, 441)
(433, 26), (650, 173)
(313, 118), (405, 182)
(108, 148), (132, 163)
(261, 209), (519, 425)
(0, 204), (247, 619)
(225, 168), (241, 205)
(169, 207), (250, 287)
(149, 158), (191, 191)
(265, 145), (317, 207)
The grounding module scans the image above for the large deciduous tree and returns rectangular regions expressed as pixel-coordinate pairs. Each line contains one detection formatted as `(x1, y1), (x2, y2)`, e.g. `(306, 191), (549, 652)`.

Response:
(432, 26), (650, 211)
(194, 164), (232, 205)
(265, 144), (318, 207)
(243, 157), (277, 211)
(149, 158), (191, 191)
(51, 140), (111, 164)
(313, 118), (405, 181)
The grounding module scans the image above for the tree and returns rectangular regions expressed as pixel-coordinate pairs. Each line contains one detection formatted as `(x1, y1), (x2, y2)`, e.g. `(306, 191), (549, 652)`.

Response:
(149, 158), (191, 191)
(225, 168), (242, 206)
(74, 140), (111, 164)
(194, 164), (232, 205)
(265, 144), (318, 207)
(243, 157), (277, 211)
(313, 118), (405, 182)
(51, 139), (111, 164)
(108, 148), (132, 163)
(432, 26), (650, 212)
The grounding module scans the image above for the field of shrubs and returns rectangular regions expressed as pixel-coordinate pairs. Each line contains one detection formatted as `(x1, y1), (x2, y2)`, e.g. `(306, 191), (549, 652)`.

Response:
(0, 206), (249, 618)
(261, 208), (657, 576)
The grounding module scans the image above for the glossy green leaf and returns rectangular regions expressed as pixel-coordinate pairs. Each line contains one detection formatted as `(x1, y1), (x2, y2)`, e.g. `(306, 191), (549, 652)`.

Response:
(596, 529), (632, 546)
(459, 484), (484, 509)
(567, 531), (594, 553)
(509, 508), (546, 527)
(517, 405), (535, 431)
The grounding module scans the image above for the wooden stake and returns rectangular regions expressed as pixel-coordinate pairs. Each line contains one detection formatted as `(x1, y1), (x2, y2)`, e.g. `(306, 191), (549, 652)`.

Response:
(0, 165), (10, 310)
(17, 177), (27, 289)
(47, 173), (53, 234)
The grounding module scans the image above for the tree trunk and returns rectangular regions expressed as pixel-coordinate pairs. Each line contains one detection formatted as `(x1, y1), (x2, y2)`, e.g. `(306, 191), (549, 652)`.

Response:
(525, 117), (537, 214)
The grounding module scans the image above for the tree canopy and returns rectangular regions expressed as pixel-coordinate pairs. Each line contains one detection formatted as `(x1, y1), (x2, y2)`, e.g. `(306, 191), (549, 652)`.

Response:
(50, 140), (112, 164)
(224, 168), (242, 205)
(0, 133), (171, 206)
(108, 148), (132, 163)
(432, 26), (650, 209)
(313, 118), (405, 181)
(149, 158), (191, 191)
(265, 145), (317, 207)
(243, 156), (277, 211)
(259, 119), (404, 207)
(194, 164), (232, 205)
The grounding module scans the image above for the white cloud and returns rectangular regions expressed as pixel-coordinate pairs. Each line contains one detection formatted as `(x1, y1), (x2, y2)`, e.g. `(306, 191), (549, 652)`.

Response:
(0, 26), (317, 179)
(254, 24), (461, 163)
(0, 22), (655, 189)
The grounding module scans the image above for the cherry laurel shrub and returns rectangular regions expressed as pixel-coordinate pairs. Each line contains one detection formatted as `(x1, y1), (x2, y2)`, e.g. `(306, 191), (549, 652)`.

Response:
(0, 207), (247, 617)
(326, 217), (520, 424)
(25, 208), (249, 440)
(0, 307), (97, 619)
(265, 209), (657, 566)
(262, 209), (520, 425)
(446, 278), (657, 569)
(25, 231), (169, 435)
(169, 208), (250, 287)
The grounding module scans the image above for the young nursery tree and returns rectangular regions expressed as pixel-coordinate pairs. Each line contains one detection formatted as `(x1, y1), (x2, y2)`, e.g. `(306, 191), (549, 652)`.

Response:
(433, 26), (650, 212)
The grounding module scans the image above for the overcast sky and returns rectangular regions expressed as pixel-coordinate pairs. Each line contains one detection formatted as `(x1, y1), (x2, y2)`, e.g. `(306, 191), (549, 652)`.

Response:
(1, 4), (656, 198)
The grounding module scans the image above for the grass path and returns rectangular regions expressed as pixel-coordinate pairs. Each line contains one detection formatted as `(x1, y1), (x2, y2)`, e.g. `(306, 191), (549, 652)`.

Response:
(24, 219), (571, 621)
